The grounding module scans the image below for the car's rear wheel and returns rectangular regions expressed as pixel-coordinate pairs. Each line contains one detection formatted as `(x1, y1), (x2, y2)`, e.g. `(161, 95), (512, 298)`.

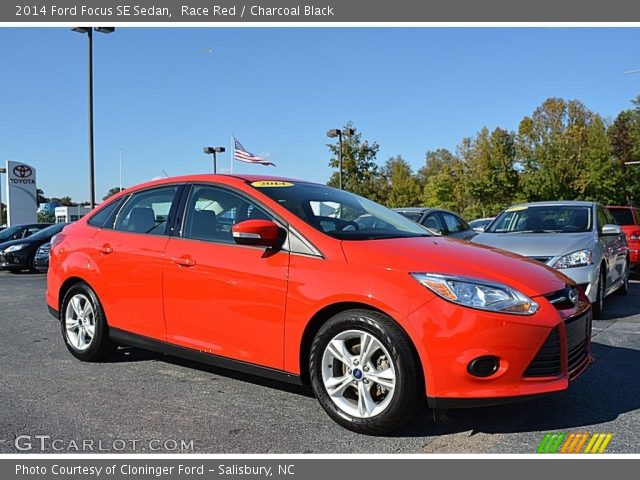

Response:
(592, 269), (606, 319)
(309, 309), (423, 435)
(61, 283), (116, 361)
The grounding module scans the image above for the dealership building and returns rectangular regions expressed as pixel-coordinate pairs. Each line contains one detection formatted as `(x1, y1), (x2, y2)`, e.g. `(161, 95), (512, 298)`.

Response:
(55, 206), (91, 224)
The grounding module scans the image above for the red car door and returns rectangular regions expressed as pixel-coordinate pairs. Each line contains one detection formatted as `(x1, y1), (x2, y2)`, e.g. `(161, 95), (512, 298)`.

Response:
(89, 185), (181, 340)
(162, 184), (289, 370)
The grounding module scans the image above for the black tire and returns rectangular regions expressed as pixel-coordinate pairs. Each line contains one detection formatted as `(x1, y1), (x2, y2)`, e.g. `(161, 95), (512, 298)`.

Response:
(60, 283), (116, 361)
(6, 268), (21, 274)
(592, 269), (606, 319)
(614, 258), (630, 296)
(309, 309), (424, 435)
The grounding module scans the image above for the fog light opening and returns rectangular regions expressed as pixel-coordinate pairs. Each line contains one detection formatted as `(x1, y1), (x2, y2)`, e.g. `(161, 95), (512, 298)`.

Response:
(467, 356), (500, 378)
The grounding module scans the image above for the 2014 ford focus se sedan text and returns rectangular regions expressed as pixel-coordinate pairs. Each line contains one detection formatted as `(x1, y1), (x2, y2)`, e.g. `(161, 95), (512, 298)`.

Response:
(46, 175), (593, 434)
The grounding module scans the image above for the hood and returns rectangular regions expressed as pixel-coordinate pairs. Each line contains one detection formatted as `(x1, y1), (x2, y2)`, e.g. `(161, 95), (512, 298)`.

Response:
(340, 236), (570, 297)
(471, 231), (593, 258)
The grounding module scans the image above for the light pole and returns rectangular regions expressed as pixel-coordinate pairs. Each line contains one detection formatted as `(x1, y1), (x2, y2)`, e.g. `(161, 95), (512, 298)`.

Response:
(72, 27), (115, 209)
(203, 147), (225, 173)
(0, 167), (5, 226)
(327, 127), (355, 190)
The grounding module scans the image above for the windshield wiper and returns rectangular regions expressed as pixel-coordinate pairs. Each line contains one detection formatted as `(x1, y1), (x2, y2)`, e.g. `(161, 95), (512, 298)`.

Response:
(503, 229), (557, 234)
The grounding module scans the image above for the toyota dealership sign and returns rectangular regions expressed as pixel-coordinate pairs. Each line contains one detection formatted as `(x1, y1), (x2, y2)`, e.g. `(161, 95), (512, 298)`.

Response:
(5, 160), (37, 226)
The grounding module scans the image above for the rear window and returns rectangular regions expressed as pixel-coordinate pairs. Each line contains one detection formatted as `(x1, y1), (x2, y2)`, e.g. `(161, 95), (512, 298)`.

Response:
(607, 208), (636, 226)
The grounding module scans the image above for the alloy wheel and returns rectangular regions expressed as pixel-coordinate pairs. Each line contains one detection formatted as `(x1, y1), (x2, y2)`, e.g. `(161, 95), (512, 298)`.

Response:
(321, 329), (396, 419)
(64, 294), (96, 352)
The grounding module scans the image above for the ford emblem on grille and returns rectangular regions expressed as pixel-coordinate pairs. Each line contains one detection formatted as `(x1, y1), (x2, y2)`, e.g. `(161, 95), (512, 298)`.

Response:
(568, 287), (579, 305)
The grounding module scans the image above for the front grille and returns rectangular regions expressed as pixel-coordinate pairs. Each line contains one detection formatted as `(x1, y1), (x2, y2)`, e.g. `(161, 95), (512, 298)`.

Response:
(524, 327), (561, 377)
(566, 313), (590, 376)
(524, 312), (591, 379)
(529, 256), (552, 264)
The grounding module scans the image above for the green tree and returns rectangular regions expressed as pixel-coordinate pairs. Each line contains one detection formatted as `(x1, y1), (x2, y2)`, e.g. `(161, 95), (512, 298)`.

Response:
(103, 187), (124, 201)
(37, 211), (55, 223)
(609, 99), (640, 205)
(37, 189), (48, 204)
(461, 127), (519, 218)
(59, 196), (75, 207)
(416, 149), (457, 187)
(379, 156), (421, 207)
(421, 157), (468, 214)
(327, 123), (382, 201)
(517, 98), (602, 201)
(573, 115), (625, 205)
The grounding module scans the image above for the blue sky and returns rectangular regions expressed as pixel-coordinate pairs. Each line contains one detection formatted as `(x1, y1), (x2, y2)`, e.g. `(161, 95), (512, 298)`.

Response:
(1, 27), (640, 203)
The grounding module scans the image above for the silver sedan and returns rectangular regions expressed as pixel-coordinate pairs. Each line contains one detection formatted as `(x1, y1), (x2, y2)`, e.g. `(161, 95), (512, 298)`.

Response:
(472, 201), (630, 318)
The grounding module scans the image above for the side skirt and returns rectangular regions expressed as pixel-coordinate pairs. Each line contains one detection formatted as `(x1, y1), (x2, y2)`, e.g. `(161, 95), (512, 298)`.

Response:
(109, 328), (303, 386)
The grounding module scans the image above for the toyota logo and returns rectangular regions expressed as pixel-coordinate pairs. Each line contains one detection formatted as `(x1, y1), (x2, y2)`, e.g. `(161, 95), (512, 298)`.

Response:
(13, 165), (33, 178)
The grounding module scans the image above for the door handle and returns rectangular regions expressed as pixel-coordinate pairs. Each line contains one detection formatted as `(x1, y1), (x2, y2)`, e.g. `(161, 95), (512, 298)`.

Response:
(171, 256), (196, 267)
(96, 244), (113, 255)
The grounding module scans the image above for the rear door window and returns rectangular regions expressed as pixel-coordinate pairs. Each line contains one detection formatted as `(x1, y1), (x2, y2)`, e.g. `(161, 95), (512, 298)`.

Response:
(114, 186), (179, 235)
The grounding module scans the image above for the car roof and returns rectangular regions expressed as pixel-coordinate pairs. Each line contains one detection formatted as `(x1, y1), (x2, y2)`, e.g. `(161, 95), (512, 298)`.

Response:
(115, 174), (318, 195)
(508, 200), (596, 208)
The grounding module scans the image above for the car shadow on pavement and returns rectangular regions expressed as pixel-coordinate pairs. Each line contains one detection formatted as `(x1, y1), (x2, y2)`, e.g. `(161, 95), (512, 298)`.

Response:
(598, 280), (640, 320)
(390, 342), (640, 438)
(105, 346), (315, 397)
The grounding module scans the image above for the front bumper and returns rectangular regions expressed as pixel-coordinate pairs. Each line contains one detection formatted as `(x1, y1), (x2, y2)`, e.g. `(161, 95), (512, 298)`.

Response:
(406, 290), (592, 404)
(33, 254), (49, 272)
(0, 251), (29, 270)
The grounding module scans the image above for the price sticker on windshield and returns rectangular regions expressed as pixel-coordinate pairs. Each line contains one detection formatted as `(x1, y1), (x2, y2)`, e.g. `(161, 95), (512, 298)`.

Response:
(251, 181), (294, 187)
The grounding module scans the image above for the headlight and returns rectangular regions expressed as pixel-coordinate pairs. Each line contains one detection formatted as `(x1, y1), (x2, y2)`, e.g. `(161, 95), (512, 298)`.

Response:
(553, 249), (592, 269)
(411, 273), (539, 315)
(4, 244), (27, 253)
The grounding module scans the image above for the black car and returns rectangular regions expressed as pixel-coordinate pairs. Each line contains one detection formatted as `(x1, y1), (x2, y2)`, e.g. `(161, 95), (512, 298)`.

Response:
(393, 207), (476, 240)
(0, 223), (51, 243)
(33, 242), (51, 273)
(0, 223), (67, 273)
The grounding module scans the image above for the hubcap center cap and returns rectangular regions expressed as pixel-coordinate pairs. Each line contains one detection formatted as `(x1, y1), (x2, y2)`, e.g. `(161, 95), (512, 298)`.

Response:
(352, 368), (363, 380)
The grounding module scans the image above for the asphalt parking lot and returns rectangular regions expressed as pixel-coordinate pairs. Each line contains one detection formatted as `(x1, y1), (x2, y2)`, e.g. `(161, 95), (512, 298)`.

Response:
(1, 271), (639, 454)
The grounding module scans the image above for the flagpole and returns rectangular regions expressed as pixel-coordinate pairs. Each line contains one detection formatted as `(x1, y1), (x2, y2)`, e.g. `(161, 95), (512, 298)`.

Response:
(230, 135), (234, 174)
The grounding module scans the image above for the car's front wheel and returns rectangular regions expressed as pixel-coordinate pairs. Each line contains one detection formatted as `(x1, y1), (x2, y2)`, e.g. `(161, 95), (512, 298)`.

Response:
(61, 283), (116, 361)
(615, 257), (630, 296)
(592, 269), (606, 319)
(309, 309), (424, 435)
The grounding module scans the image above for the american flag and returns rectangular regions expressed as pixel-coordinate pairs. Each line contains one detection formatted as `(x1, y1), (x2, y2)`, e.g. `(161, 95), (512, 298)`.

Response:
(233, 137), (275, 166)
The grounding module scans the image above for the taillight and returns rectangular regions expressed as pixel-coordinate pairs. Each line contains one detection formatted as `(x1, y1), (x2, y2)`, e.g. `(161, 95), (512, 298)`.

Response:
(50, 233), (65, 249)
(631, 230), (640, 241)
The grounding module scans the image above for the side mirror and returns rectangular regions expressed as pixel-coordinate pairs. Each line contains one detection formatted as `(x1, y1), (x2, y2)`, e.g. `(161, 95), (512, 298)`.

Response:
(232, 220), (282, 248)
(601, 224), (621, 236)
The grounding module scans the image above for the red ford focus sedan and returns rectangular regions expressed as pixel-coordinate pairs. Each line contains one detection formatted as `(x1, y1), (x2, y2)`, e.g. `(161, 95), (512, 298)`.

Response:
(47, 175), (592, 434)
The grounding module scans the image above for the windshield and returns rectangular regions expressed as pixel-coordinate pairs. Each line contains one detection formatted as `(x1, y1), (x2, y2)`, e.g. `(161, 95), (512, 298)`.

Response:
(251, 182), (431, 240)
(486, 205), (592, 234)
(0, 225), (22, 242)
(608, 208), (634, 226)
(30, 223), (66, 240)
